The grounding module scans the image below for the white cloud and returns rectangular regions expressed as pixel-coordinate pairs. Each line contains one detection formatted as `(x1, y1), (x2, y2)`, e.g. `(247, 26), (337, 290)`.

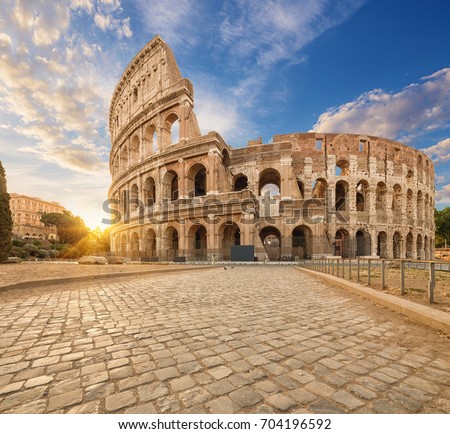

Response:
(135, 0), (199, 46)
(436, 184), (450, 204)
(313, 68), (450, 142)
(0, 33), (12, 49)
(94, 13), (111, 31)
(423, 138), (450, 164)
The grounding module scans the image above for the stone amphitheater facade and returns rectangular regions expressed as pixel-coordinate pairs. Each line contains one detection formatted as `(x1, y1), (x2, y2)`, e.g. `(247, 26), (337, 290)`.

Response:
(108, 36), (435, 262)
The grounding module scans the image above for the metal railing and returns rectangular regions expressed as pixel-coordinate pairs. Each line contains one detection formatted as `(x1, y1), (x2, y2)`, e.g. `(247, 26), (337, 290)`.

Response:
(298, 258), (450, 305)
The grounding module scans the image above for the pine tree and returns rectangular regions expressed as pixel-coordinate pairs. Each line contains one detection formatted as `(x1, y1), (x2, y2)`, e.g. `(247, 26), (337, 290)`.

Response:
(0, 161), (13, 262)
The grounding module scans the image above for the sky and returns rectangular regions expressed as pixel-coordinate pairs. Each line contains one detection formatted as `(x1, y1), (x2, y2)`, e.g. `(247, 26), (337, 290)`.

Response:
(0, 0), (449, 229)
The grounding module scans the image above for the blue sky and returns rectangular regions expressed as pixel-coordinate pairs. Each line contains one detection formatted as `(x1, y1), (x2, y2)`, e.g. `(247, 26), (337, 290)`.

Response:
(0, 0), (449, 228)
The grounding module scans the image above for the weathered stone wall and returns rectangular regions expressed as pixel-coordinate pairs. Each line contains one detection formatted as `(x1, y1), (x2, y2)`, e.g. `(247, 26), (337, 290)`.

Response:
(109, 36), (435, 261)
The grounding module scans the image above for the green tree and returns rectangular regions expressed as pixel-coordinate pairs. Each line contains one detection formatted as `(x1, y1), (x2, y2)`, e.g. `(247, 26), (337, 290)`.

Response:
(40, 210), (89, 245)
(0, 161), (13, 262)
(435, 207), (450, 247)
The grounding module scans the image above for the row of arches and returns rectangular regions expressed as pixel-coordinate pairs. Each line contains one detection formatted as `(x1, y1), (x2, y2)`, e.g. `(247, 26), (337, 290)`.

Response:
(119, 166), (433, 225)
(112, 113), (181, 176)
(114, 224), (433, 261)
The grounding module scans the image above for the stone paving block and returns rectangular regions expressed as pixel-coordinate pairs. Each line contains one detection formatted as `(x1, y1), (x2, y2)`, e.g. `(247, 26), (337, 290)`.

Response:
(205, 379), (235, 396)
(80, 362), (106, 376)
(207, 396), (239, 414)
(82, 371), (109, 387)
(118, 372), (154, 391)
(0, 381), (24, 396)
(331, 390), (364, 410)
(265, 393), (296, 411)
(155, 366), (179, 381)
(170, 375), (196, 393)
(208, 366), (233, 380)
(124, 403), (157, 414)
(67, 401), (102, 414)
(105, 390), (136, 412)
(230, 386), (263, 408)
(138, 382), (169, 402)
(8, 399), (47, 414)
(347, 383), (377, 400)
(84, 382), (115, 401)
(109, 366), (133, 380)
(47, 389), (83, 412)
(305, 381), (337, 398)
(404, 376), (441, 394)
(24, 375), (53, 388)
(179, 387), (211, 407)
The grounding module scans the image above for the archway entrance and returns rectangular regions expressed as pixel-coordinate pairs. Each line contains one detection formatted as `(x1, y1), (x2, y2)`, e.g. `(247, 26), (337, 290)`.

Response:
(221, 223), (240, 260)
(259, 226), (281, 261)
(356, 230), (371, 256)
(335, 229), (350, 257)
(292, 226), (311, 259)
(377, 232), (388, 258)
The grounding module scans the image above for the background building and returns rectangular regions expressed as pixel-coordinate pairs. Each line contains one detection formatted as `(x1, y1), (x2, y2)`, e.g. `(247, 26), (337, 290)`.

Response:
(109, 36), (435, 262)
(10, 193), (65, 240)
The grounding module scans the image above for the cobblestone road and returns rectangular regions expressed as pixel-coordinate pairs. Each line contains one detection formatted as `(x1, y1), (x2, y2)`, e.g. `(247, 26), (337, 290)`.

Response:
(0, 267), (449, 414)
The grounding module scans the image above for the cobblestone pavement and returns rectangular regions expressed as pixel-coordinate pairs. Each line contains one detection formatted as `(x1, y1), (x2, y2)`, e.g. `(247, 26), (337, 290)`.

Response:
(0, 262), (199, 288)
(0, 267), (449, 414)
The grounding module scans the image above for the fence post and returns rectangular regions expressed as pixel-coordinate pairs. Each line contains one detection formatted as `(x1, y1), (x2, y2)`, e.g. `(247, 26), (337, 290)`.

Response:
(357, 259), (360, 282)
(332, 259), (335, 276)
(400, 260), (405, 295)
(348, 259), (352, 280)
(381, 259), (385, 289)
(367, 259), (371, 286)
(429, 262), (435, 304)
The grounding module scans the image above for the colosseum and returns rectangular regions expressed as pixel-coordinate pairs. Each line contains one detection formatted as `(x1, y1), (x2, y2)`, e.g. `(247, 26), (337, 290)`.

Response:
(108, 35), (435, 262)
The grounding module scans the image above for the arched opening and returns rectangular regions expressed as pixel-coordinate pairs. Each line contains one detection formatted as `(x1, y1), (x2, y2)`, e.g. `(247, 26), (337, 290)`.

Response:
(417, 234), (423, 259)
(356, 230), (371, 256)
(222, 149), (230, 168)
(406, 232), (414, 259)
(166, 227), (178, 260)
(145, 228), (157, 259)
(221, 222), (240, 260)
(144, 124), (157, 155)
(417, 191), (423, 224)
(121, 234), (127, 257)
(424, 235), (429, 260)
(120, 145), (128, 170)
(144, 177), (156, 206)
(259, 169), (281, 196)
(417, 154), (423, 183)
(376, 182), (387, 210)
(297, 180), (305, 199)
(425, 193), (430, 222)
(165, 113), (179, 145)
(234, 174), (248, 191)
(189, 225), (207, 260)
(130, 135), (140, 165)
(377, 231), (388, 258)
(187, 163), (207, 197)
(131, 232), (140, 260)
(335, 180), (349, 211)
(130, 184), (139, 211)
(335, 159), (349, 176)
(312, 178), (327, 199)
(393, 231), (402, 259)
(292, 226), (312, 259)
(406, 189), (414, 219)
(259, 226), (281, 261)
(162, 170), (179, 201)
(335, 229), (350, 257)
(113, 156), (119, 177)
(356, 180), (369, 212)
(392, 184), (402, 214)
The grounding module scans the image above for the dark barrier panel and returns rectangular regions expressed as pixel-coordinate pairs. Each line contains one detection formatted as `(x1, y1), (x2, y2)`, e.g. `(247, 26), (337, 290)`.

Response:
(231, 245), (255, 262)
